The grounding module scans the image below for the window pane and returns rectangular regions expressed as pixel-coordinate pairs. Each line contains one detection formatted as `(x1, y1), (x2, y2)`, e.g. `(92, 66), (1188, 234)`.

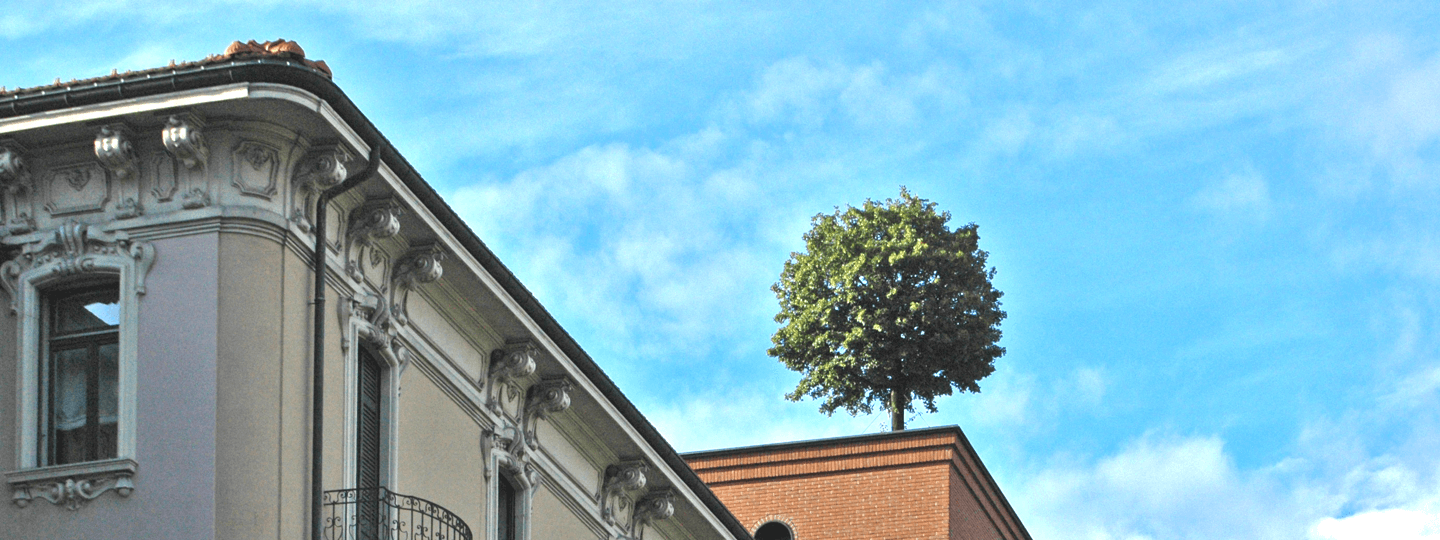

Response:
(97, 342), (118, 460)
(51, 346), (89, 465)
(53, 289), (120, 334)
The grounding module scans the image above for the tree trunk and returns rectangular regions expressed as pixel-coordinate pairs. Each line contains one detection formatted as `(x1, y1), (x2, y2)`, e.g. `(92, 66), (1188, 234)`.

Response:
(890, 388), (906, 431)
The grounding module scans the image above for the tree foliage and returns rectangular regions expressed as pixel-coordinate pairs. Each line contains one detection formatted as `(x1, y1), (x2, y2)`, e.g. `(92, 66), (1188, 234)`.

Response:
(769, 188), (1005, 430)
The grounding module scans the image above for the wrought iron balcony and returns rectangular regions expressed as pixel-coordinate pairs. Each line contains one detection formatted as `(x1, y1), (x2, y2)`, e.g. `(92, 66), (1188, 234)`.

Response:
(322, 487), (473, 540)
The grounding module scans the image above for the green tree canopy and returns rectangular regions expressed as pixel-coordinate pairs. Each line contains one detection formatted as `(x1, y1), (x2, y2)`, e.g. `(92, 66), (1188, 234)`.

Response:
(770, 188), (1005, 430)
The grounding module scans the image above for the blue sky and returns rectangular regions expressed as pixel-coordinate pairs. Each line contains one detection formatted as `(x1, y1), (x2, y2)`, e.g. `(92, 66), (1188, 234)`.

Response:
(5, 1), (1440, 538)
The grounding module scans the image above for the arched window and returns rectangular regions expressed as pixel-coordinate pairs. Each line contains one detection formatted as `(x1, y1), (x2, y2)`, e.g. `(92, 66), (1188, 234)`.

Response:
(755, 521), (793, 540)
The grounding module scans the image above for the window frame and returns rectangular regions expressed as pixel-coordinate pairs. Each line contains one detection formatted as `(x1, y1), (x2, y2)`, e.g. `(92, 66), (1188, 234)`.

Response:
(40, 282), (122, 466)
(3, 226), (153, 508)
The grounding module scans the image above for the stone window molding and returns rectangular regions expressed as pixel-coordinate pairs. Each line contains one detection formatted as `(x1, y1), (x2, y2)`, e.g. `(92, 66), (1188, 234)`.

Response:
(5, 458), (137, 510)
(481, 375), (573, 540)
(0, 221), (155, 508)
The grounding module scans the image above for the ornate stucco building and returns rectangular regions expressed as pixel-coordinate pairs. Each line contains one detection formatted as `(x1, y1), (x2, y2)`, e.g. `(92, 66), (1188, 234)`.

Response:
(0, 41), (750, 540)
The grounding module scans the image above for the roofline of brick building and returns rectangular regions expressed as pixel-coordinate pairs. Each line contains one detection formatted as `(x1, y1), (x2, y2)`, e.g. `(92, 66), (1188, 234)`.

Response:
(0, 45), (753, 540)
(683, 424), (968, 459)
(684, 425), (1032, 540)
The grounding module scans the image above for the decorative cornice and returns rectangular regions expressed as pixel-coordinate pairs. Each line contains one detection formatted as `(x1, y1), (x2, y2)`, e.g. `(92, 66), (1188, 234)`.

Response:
(161, 114), (208, 170)
(94, 124), (139, 180)
(5, 458), (137, 510)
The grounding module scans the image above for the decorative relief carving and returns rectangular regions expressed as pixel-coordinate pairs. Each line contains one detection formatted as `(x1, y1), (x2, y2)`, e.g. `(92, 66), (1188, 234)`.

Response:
(181, 187), (210, 209)
(289, 144), (353, 233)
(0, 142), (36, 234)
(93, 125), (139, 181)
(149, 153), (179, 202)
(161, 115), (207, 170)
(7, 459), (137, 510)
(486, 340), (538, 414)
(160, 114), (210, 208)
(0, 143), (28, 189)
(632, 490), (675, 531)
(602, 460), (650, 525)
(388, 243), (444, 327)
(43, 163), (109, 216)
(114, 197), (142, 219)
(521, 377), (572, 450)
(0, 221), (157, 314)
(229, 140), (281, 199)
(344, 198), (402, 283)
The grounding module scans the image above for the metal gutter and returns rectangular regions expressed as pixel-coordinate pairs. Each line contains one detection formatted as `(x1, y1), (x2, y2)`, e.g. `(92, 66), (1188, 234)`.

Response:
(1, 58), (753, 540)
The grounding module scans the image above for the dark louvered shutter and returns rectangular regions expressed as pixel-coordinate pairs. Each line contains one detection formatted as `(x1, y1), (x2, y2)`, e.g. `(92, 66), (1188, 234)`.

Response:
(356, 348), (383, 540)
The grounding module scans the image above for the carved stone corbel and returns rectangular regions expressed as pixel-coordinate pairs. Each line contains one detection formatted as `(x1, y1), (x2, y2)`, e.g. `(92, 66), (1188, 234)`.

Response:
(387, 243), (444, 327)
(94, 125), (139, 181)
(601, 460), (650, 525)
(159, 114), (212, 209)
(0, 141), (30, 190)
(161, 115), (207, 170)
(289, 144), (353, 233)
(344, 198), (402, 282)
(486, 340), (538, 414)
(630, 490), (675, 537)
(0, 141), (35, 234)
(518, 377), (572, 452)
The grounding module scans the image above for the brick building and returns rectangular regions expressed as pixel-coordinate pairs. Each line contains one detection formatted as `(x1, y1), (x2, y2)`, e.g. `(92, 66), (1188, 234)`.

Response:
(684, 426), (1031, 540)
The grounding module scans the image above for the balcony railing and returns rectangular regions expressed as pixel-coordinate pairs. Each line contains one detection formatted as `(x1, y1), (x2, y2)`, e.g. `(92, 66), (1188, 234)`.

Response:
(322, 487), (473, 540)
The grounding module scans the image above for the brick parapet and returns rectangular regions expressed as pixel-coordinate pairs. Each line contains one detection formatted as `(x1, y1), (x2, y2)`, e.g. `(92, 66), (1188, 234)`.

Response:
(683, 426), (1032, 540)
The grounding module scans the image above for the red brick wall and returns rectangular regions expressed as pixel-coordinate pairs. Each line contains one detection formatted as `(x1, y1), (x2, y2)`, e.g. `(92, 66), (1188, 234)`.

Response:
(685, 428), (1029, 540)
(707, 461), (951, 540)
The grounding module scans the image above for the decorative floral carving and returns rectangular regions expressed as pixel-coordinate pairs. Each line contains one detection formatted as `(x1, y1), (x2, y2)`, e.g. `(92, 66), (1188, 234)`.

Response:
(602, 460), (650, 525)
(229, 140), (280, 199)
(486, 340), (538, 414)
(43, 164), (109, 216)
(161, 115), (208, 170)
(0, 221), (156, 314)
(6, 458), (137, 510)
(93, 125), (139, 180)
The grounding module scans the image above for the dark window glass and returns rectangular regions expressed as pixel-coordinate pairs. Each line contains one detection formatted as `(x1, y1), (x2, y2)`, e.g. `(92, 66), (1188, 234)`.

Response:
(498, 475), (518, 540)
(755, 522), (793, 540)
(43, 285), (120, 466)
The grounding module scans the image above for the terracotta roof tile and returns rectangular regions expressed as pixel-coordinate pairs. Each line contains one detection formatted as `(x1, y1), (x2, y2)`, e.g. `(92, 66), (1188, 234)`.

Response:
(0, 39), (331, 100)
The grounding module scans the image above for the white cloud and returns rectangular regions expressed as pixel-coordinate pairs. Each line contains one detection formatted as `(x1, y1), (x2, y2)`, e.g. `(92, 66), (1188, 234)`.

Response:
(1189, 169), (1272, 222)
(1311, 507), (1440, 540)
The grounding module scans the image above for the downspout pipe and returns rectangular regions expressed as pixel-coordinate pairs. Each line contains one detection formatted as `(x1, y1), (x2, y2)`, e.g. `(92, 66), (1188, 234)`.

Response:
(312, 142), (386, 540)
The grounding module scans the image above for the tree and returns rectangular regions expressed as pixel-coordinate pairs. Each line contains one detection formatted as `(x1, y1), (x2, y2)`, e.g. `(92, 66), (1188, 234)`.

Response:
(769, 188), (1005, 431)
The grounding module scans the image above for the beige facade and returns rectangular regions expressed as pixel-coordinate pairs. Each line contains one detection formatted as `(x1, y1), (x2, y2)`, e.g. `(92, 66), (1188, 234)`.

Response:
(0, 42), (749, 540)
